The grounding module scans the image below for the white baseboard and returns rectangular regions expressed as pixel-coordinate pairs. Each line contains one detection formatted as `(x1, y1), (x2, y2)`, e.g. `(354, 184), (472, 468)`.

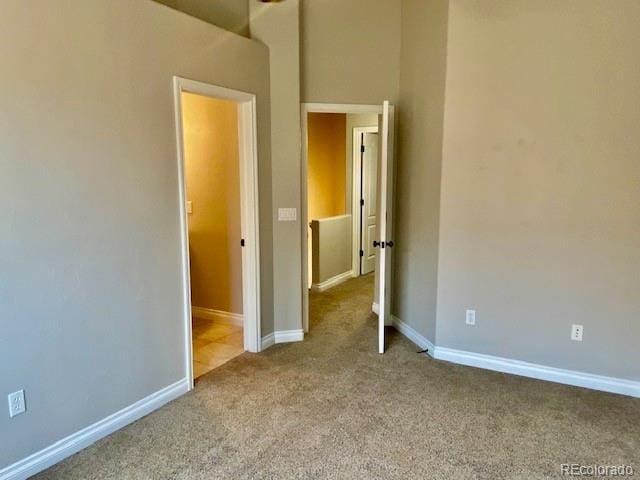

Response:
(433, 347), (640, 398)
(260, 332), (275, 350)
(391, 315), (435, 354)
(372, 302), (379, 315)
(260, 329), (304, 351)
(275, 329), (304, 343)
(311, 270), (353, 293)
(390, 313), (639, 399)
(0, 378), (189, 480)
(191, 306), (243, 327)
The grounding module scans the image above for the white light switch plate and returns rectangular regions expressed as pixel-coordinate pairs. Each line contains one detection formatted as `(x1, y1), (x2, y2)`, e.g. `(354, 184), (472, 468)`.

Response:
(8, 390), (26, 418)
(465, 309), (476, 325)
(278, 208), (297, 221)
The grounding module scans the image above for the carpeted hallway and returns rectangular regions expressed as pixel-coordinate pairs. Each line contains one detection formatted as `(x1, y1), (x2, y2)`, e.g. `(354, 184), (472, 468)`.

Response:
(37, 275), (638, 479)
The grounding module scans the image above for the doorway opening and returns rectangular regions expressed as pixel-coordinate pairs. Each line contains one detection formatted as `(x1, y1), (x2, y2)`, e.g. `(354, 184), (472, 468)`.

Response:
(301, 103), (395, 354)
(304, 112), (378, 291)
(174, 77), (261, 388)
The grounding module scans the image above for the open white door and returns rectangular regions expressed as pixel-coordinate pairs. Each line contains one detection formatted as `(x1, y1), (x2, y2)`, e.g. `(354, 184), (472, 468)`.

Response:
(377, 101), (395, 354)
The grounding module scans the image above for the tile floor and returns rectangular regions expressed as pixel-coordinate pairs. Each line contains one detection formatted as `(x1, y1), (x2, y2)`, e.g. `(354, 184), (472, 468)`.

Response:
(192, 317), (244, 379)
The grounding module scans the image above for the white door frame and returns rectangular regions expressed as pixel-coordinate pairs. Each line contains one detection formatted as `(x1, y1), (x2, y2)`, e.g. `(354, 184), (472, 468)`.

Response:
(351, 126), (379, 276)
(173, 76), (261, 389)
(301, 103), (383, 333)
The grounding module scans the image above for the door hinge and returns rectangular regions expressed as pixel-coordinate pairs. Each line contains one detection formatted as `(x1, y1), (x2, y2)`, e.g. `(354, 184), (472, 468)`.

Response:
(361, 144), (365, 153)
(360, 198), (364, 206)
(240, 238), (245, 247)
(360, 249), (364, 257)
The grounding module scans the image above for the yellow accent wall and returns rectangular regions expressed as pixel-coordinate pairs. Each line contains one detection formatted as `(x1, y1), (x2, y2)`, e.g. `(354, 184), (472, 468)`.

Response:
(182, 92), (243, 315)
(307, 112), (347, 220)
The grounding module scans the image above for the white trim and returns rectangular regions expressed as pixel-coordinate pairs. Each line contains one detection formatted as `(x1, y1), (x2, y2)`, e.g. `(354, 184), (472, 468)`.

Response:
(378, 101), (396, 352)
(238, 94), (262, 353)
(173, 76), (262, 392)
(351, 126), (379, 276)
(191, 307), (243, 327)
(173, 78), (195, 390)
(301, 105), (309, 333)
(432, 347), (640, 398)
(391, 315), (435, 354)
(260, 329), (304, 350)
(303, 103), (384, 115)
(261, 332), (275, 350)
(301, 103), (383, 334)
(275, 329), (305, 343)
(389, 313), (639, 398)
(310, 270), (354, 293)
(0, 379), (189, 480)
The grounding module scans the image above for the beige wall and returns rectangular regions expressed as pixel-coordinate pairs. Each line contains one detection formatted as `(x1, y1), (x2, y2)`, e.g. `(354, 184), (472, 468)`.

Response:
(249, 0), (302, 333)
(308, 113), (347, 220)
(300, 0), (402, 104)
(154, 0), (250, 36)
(393, 0), (449, 342)
(311, 215), (352, 284)
(182, 93), (242, 314)
(436, 0), (640, 380)
(0, 0), (272, 469)
(156, 0), (401, 334)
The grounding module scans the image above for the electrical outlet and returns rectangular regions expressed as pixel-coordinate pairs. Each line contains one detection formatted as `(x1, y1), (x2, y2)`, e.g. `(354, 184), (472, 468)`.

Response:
(465, 309), (476, 326)
(571, 324), (583, 342)
(8, 390), (26, 418)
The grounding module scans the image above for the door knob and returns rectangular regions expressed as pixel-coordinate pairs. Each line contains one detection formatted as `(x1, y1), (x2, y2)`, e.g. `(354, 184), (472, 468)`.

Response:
(386, 241), (394, 248)
(373, 240), (381, 247)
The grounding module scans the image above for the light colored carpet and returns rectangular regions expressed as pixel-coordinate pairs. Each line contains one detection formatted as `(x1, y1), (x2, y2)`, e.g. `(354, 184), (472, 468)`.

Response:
(36, 274), (638, 479)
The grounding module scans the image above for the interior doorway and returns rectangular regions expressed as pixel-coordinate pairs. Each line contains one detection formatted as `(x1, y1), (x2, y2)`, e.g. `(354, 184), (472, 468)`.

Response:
(304, 111), (379, 294)
(305, 112), (351, 292)
(301, 102), (393, 351)
(174, 77), (261, 389)
(301, 101), (395, 353)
